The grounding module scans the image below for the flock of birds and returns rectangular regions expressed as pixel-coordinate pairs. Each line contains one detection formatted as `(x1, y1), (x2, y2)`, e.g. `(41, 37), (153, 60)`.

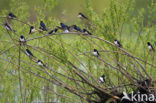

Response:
(3, 12), (155, 103)
(4, 12), (106, 80)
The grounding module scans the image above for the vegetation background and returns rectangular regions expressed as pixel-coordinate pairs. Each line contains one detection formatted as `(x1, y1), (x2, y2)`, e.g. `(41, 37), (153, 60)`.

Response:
(0, 0), (155, 103)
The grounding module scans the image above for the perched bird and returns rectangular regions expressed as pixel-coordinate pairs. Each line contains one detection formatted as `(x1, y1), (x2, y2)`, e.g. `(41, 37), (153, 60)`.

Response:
(78, 12), (88, 19)
(99, 74), (105, 83)
(4, 23), (13, 31)
(83, 29), (92, 35)
(60, 22), (68, 28)
(73, 25), (81, 32)
(58, 23), (69, 33)
(29, 26), (36, 34)
(39, 21), (47, 31)
(37, 60), (44, 66)
(114, 39), (122, 47)
(25, 49), (34, 57)
(147, 42), (154, 51)
(8, 12), (16, 19)
(48, 28), (58, 34)
(19, 35), (26, 43)
(93, 49), (99, 57)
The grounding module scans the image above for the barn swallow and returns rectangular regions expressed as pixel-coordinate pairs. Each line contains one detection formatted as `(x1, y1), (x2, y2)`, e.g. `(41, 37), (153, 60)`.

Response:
(83, 29), (92, 35)
(147, 42), (154, 51)
(39, 21), (47, 31)
(19, 35), (26, 43)
(37, 60), (44, 66)
(25, 49), (34, 57)
(93, 49), (99, 57)
(78, 12), (88, 19)
(58, 23), (69, 33)
(48, 28), (58, 34)
(114, 39), (122, 47)
(8, 12), (16, 19)
(4, 23), (13, 31)
(29, 26), (36, 34)
(99, 74), (105, 83)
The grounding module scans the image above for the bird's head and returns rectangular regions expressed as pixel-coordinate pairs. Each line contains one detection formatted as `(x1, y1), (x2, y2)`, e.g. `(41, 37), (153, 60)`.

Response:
(78, 12), (82, 16)
(114, 39), (117, 42)
(30, 26), (34, 29)
(94, 49), (97, 52)
(38, 60), (41, 62)
(54, 28), (58, 32)
(102, 74), (105, 78)
(147, 42), (150, 45)
(20, 35), (24, 39)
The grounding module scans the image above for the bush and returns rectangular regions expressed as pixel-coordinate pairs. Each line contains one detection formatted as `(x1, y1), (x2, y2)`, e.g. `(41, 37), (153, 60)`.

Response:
(0, 0), (155, 102)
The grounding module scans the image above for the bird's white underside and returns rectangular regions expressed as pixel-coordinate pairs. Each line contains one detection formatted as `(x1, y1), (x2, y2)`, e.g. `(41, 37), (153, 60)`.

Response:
(93, 51), (98, 56)
(5, 26), (10, 30)
(32, 28), (36, 33)
(38, 62), (43, 66)
(20, 38), (25, 42)
(78, 15), (82, 18)
(114, 41), (118, 45)
(148, 46), (152, 50)
(64, 30), (69, 33)
(99, 77), (104, 83)
(25, 51), (30, 56)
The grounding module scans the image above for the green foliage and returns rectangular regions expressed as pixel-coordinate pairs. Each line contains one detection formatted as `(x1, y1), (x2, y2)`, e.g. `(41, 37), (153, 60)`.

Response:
(0, 0), (155, 103)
